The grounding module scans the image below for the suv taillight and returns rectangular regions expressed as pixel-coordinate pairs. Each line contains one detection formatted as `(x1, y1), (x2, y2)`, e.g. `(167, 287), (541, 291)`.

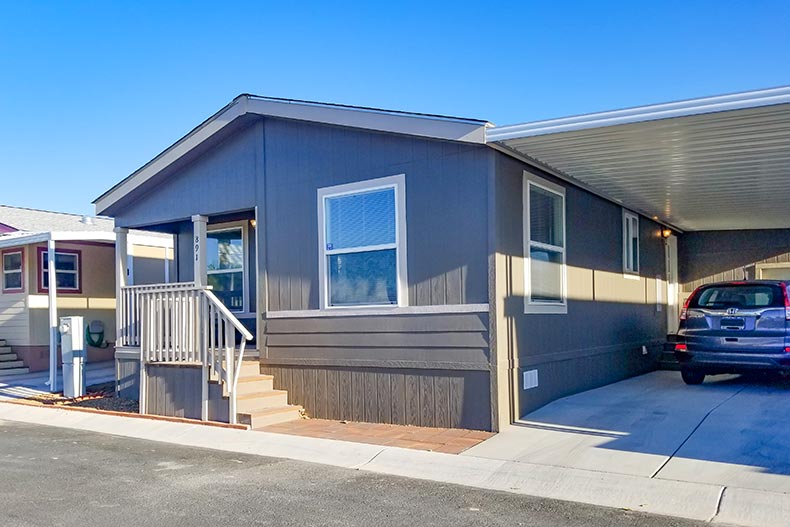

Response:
(675, 343), (688, 352)
(680, 288), (699, 321)
(783, 283), (790, 321)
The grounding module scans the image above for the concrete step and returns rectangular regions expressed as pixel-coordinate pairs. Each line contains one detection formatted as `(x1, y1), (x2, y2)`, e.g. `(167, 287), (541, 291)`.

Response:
(0, 367), (30, 376)
(0, 352), (19, 362)
(236, 375), (274, 395)
(0, 340), (6, 347)
(236, 390), (289, 412)
(0, 345), (12, 353)
(239, 360), (260, 376)
(240, 405), (302, 429)
(0, 360), (26, 370)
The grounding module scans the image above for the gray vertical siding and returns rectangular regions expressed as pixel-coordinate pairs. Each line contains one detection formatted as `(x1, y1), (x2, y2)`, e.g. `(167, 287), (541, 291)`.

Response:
(262, 118), (490, 311)
(493, 153), (666, 417)
(679, 229), (790, 292)
(145, 364), (229, 422)
(112, 121), (260, 227)
(262, 364), (490, 431)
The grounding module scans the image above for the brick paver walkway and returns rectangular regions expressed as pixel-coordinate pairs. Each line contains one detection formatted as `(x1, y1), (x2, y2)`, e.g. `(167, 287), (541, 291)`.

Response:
(259, 419), (494, 454)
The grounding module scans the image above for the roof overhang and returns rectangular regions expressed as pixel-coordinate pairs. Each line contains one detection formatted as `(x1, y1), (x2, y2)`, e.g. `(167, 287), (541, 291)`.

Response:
(95, 95), (490, 216)
(487, 86), (790, 232)
(0, 230), (172, 250)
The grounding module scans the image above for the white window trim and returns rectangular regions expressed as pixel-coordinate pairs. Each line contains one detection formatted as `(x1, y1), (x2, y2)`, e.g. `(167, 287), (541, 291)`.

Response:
(623, 210), (640, 276)
(317, 174), (408, 310)
(523, 171), (567, 315)
(2, 249), (24, 292)
(207, 221), (249, 313)
(41, 251), (80, 292)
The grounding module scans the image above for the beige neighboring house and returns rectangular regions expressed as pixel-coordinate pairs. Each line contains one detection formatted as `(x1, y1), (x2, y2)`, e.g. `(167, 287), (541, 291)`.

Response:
(0, 205), (172, 378)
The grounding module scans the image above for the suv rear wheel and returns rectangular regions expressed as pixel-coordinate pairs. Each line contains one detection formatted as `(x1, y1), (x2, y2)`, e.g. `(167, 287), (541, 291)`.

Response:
(681, 368), (705, 385)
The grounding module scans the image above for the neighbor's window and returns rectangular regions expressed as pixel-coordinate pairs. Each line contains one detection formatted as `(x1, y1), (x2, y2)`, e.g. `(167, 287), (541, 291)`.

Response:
(207, 227), (245, 312)
(319, 175), (406, 308)
(623, 210), (640, 274)
(2, 250), (23, 292)
(38, 248), (80, 293)
(524, 173), (566, 314)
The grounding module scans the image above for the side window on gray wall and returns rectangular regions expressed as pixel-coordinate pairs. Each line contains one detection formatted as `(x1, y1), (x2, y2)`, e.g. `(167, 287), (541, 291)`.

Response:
(523, 172), (567, 314)
(318, 174), (408, 309)
(623, 210), (640, 274)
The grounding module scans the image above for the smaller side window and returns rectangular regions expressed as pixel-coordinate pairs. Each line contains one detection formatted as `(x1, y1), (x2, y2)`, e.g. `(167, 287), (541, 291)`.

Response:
(623, 210), (640, 274)
(2, 249), (24, 293)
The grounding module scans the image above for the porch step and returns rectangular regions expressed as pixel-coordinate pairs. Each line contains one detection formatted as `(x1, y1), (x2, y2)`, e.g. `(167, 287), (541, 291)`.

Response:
(236, 375), (274, 395)
(0, 360), (26, 370)
(236, 390), (289, 411)
(0, 367), (30, 376)
(0, 351), (19, 362)
(239, 405), (303, 428)
(0, 340), (6, 347)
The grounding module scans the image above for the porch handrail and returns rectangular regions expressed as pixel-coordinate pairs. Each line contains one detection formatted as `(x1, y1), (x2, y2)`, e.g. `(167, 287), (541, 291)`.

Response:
(119, 282), (197, 347)
(135, 282), (253, 425)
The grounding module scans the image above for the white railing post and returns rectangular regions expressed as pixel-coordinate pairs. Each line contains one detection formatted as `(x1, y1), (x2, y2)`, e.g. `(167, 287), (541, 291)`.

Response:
(114, 227), (129, 347)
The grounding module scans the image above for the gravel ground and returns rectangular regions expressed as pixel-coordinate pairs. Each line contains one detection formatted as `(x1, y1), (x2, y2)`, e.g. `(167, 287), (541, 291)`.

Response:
(23, 381), (139, 412)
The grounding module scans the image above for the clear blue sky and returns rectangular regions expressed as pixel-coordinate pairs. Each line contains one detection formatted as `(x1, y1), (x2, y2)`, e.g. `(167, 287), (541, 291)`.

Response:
(1, 1), (788, 216)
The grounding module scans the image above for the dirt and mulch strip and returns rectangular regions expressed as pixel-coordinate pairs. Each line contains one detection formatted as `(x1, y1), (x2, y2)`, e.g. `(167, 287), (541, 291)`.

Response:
(23, 382), (139, 413)
(7, 382), (248, 430)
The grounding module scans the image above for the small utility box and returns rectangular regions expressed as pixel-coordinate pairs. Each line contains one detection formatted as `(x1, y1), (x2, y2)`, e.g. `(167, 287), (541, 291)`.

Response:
(60, 316), (85, 398)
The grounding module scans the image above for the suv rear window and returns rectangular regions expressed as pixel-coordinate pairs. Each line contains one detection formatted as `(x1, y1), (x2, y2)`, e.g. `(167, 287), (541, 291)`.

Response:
(690, 284), (784, 309)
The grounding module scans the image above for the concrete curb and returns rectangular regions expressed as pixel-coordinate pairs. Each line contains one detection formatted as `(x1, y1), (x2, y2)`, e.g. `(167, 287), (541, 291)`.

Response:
(0, 401), (781, 526)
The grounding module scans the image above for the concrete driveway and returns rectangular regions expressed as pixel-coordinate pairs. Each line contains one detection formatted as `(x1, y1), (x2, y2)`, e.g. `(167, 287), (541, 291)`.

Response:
(465, 370), (790, 494)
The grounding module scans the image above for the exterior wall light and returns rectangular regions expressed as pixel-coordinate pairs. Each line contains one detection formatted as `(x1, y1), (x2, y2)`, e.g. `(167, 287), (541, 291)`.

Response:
(661, 228), (673, 238)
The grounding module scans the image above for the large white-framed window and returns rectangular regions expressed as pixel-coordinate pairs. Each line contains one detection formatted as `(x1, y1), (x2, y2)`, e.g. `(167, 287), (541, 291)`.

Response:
(623, 210), (640, 275)
(523, 172), (567, 314)
(2, 249), (24, 293)
(317, 174), (408, 309)
(206, 222), (248, 313)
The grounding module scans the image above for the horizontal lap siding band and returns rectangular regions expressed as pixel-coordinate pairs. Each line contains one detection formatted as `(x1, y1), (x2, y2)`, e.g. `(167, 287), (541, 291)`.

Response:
(265, 346), (490, 366)
(265, 331), (489, 348)
(264, 312), (489, 334)
(260, 357), (491, 371)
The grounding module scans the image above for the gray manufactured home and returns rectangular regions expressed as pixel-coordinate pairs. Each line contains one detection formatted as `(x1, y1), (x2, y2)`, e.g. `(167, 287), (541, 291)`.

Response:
(97, 87), (790, 431)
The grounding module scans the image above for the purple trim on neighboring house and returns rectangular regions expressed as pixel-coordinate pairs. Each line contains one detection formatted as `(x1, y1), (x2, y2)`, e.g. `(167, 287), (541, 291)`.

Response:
(0, 222), (18, 234)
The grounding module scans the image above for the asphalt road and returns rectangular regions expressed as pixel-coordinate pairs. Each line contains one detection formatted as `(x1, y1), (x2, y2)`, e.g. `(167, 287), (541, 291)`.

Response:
(0, 420), (708, 527)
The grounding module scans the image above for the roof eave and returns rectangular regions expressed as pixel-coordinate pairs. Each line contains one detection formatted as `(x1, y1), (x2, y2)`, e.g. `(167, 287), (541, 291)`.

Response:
(95, 95), (490, 216)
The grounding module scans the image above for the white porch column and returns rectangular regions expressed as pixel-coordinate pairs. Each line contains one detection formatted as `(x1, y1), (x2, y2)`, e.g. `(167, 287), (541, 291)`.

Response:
(114, 227), (129, 348)
(192, 215), (208, 287)
(47, 238), (58, 393)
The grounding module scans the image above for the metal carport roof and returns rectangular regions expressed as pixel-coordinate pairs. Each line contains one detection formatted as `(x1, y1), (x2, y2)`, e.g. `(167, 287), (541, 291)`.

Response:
(486, 86), (790, 232)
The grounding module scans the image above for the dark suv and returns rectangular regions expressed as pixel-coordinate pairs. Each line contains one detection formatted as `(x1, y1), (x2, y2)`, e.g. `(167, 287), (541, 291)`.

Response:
(674, 280), (790, 384)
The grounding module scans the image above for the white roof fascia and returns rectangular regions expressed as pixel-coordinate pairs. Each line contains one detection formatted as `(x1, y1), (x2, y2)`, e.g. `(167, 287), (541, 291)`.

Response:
(50, 231), (117, 243)
(128, 232), (174, 248)
(95, 96), (489, 215)
(486, 86), (790, 142)
(0, 233), (51, 249)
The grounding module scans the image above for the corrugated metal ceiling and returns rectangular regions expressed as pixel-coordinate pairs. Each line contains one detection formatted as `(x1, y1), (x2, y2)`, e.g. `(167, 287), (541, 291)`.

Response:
(488, 89), (790, 231)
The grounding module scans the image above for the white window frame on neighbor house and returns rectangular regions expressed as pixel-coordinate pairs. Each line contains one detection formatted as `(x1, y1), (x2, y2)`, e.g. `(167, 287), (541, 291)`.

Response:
(317, 174), (408, 310)
(206, 221), (249, 314)
(2, 249), (24, 293)
(523, 171), (567, 314)
(623, 210), (640, 275)
(38, 248), (81, 293)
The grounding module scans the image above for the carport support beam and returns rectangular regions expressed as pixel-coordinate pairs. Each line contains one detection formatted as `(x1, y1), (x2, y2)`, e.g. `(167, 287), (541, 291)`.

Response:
(47, 238), (58, 393)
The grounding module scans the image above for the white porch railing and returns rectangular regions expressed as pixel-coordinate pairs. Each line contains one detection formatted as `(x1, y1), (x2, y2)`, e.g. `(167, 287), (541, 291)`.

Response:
(126, 283), (253, 424)
(118, 282), (199, 348)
